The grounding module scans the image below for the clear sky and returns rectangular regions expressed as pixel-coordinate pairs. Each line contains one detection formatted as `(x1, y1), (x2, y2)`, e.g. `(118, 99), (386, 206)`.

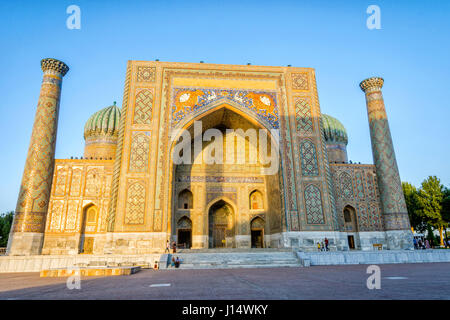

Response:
(0, 0), (449, 213)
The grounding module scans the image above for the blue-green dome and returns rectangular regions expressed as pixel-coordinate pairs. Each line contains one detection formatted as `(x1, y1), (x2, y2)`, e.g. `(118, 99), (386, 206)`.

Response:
(84, 102), (121, 140)
(322, 114), (348, 145)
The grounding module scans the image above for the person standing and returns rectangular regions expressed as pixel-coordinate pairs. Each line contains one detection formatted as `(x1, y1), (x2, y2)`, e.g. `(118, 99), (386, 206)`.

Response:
(172, 241), (177, 254)
(317, 242), (321, 251)
(413, 237), (418, 250)
(425, 239), (430, 249)
(324, 238), (329, 251)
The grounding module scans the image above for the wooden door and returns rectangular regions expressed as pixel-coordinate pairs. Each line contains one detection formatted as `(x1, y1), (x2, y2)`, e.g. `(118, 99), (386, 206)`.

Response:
(83, 237), (94, 254)
(213, 227), (226, 248)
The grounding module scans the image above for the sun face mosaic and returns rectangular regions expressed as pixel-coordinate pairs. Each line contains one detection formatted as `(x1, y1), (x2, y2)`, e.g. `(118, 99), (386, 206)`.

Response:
(171, 88), (279, 129)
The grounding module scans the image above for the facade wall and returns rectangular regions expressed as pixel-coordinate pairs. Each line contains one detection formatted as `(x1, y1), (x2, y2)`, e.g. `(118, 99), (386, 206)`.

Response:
(105, 61), (337, 253)
(41, 159), (113, 255)
(330, 163), (384, 233)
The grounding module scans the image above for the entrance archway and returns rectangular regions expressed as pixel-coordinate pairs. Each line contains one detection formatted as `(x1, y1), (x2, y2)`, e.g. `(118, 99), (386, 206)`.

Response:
(343, 205), (358, 250)
(250, 217), (265, 248)
(169, 102), (284, 249)
(208, 200), (234, 248)
(177, 216), (192, 249)
(79, 204), (98, 254)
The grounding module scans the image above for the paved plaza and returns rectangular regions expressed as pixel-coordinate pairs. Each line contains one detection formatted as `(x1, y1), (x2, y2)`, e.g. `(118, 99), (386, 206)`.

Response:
(0, 263), (449, 300)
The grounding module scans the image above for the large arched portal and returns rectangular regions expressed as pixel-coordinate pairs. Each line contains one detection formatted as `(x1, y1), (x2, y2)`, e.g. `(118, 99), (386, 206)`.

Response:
(170, 103), (283, 249)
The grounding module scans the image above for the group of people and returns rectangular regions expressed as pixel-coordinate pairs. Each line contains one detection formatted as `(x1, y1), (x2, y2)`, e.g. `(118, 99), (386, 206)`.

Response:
(413, 237), (450, 250)
(165, 240), (178, 253)
(165, 240), (182, 268)
(317, 237), (329, 251)
(414, 238), (431, 250)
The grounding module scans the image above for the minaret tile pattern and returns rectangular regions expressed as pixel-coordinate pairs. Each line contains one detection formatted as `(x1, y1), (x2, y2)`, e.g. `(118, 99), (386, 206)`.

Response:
(360, 77), (413, 249)
(7, 58), (69, 255)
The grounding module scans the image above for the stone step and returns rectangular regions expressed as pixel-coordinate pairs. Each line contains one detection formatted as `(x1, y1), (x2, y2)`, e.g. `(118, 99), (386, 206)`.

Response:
(166, 251), (301, 269)
(176, 263), (300, 269)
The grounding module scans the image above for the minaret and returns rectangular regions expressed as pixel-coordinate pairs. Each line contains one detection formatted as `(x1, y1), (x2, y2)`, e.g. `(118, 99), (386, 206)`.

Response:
(7, 58), (69, 255)
(359, 77), (413, 250)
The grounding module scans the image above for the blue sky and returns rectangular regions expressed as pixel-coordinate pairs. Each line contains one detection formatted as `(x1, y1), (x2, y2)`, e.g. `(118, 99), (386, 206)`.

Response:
(0, 0), (449, 212)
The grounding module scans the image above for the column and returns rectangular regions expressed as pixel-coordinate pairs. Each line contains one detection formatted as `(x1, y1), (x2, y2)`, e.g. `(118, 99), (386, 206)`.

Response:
(359, 77), (413, 250)
(7, 58), (69, 255)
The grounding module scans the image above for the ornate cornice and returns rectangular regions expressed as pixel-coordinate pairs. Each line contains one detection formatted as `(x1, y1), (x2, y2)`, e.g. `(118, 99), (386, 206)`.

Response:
(359, 77), (384, 93)
(41, 58), (69, 76)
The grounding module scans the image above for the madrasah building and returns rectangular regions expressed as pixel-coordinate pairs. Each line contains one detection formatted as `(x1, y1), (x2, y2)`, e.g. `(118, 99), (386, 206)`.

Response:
(6, 58), (414, 256)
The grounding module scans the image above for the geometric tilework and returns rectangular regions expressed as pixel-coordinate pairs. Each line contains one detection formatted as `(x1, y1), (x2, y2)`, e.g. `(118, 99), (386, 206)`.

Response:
(366, 91), (410, 230)
(13, 75), (62, 233)
(339, 172), (354, 199)
(299, 139), (319, 176)
(54, 167), (67, 196)
(124, 182), (146, 225)
(50, 200), (64, 231)
(330, 164), (383, 232)
(304, 184), (325, 224)
(128, 132), (150, 172)
(70, 169), (83, 196)
(295, 98), (313, 134)
(133, 90), (153, 125)
(354, 171), (365, 199)
(291, 73), (309, 90)
(136, 66), (156, 82)
(85, 169), (101, 197)
(65, 200), (79, 231)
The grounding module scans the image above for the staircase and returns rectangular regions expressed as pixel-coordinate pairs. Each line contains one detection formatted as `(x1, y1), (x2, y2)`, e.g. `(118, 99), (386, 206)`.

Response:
(166, 249), (301, 269)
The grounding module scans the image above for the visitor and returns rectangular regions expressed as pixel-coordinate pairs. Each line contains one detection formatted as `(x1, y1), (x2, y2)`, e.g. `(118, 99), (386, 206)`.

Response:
(171, 257), (175, 268)
(324, 238), (329, 251)
(425, 239), (430, 249)
(165, 240), (170, 253)
(317, 242), (321, 251)
(175, 257), (180, 268)
(447, 239), (450, 248)
(172, 241), (177, 253)
(413, 238), (418, 250)
(321, 241), (325, 251)
(418, 239), (423, 249)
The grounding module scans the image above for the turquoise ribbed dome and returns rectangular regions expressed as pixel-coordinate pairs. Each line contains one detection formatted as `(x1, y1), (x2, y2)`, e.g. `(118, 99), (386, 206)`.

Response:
(84, 102), (121, 139)
(322, 114), (348, 145)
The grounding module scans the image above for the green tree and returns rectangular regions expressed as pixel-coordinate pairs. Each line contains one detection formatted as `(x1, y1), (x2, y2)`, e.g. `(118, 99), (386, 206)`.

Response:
(0, 211), (14, 247)
(417, 176), (446, 246)
(402, 182), (426, 232)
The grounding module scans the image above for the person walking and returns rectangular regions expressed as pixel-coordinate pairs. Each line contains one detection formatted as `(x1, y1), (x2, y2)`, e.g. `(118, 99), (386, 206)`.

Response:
(165, 240), (170, 253)
(425, 239), (430, 249)
(413, 237), (418, 250)
(324, 238), (329, 251)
